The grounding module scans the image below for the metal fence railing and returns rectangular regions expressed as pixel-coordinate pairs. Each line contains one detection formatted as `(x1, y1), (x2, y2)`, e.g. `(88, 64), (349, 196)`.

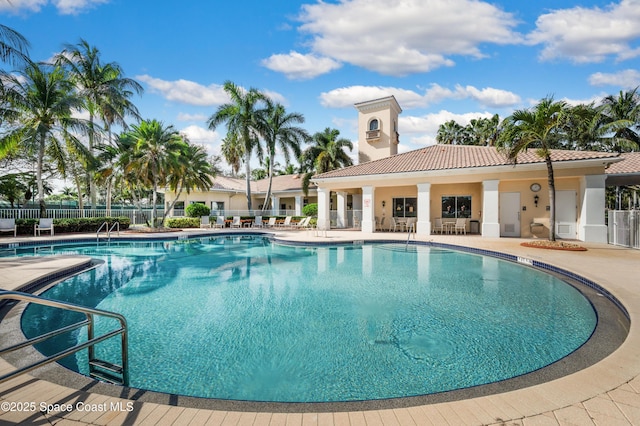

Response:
(0, 209), (164, 225)
(608, 210), (640, 249)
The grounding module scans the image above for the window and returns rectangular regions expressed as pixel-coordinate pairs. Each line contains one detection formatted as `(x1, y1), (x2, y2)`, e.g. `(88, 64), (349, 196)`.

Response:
(442, 196), (471, 218)
(369, 119), (379, 131)
(392, 197), (417, 217)
(211, 201), (224, 213)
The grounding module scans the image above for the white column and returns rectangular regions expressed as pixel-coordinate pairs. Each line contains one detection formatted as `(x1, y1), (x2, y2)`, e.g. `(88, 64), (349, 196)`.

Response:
(271, 196), (280, 216)
(336, 192), (348, 228)
(416, 183), (431, 235)
(482, 180), (500, 238)
(579, 174), (607, 243)
(361, 186), (375, 233)
(295, 195), (303, 216)
(317, 187), (331, 230)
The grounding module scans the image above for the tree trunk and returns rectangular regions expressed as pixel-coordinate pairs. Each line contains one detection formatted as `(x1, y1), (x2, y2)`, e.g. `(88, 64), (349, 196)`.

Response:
(245, 150), (252, 212)
(545, 155), (556, 241)
(88, 112), (97, 208)
(37, 131), (46, 217)
(262, 154), (274, 213)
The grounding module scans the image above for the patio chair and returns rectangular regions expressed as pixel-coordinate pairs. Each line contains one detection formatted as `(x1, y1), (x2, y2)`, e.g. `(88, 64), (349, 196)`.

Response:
(389, 217), (399, 232)
(0, 218), (17, 237)
(432, 218), (445, 234)
(34, 218), (54, 236)
(200, 216), (212, 228)
(213, 216), (225, 229)
(279, 216), (293, 229)
(231, 216), (242, 228)
(454, 218), (467, 235)
(405, 217), (417, 234)
(293, 216), (311, 229)
(265, 217), (277, 228)
(253, 216), (264, 228)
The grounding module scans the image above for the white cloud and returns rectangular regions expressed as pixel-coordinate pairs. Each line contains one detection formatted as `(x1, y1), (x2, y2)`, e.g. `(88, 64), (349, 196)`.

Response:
(527, 0), (640, 63)
(177, 113), (208, 122)
(0, 0), (108, 14)
(320, 84), (521, 109)
(262, 51), (341, 80)
(180, 125), (221, 155)
(589, 69), (640, 88)
(287, 0), (520, 77)
(136, 75), (229, 106)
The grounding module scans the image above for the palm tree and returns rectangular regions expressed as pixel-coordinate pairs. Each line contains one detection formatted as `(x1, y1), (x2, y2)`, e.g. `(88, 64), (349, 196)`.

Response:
(0, 24), (30, 65)
(120, 119), (187, 227)
(164, 141), (215, 223)
(207, 81), (268, 211)
(0, 61), (91, 216)
(259, 102), (308, 211)
(598, 88), (640, 152)
(56, 39), (143, 207)
(220, 133), (244, 177)
(301, 128), (353, 195)
(436, 120), (465, 145)
(497, 97), (568, 241)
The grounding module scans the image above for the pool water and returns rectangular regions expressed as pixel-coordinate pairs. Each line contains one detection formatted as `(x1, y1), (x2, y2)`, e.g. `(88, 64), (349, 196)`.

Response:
(19, 236), (597, 402)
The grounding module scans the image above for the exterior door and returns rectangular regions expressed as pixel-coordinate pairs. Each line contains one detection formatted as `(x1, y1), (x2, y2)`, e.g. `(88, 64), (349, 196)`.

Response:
(556, 190), (577, 239)
(500, 192), (521, 237)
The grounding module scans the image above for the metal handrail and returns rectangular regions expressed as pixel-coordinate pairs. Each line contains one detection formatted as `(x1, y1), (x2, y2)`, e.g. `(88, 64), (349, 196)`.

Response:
(0, 290), (129, 386)
(96, 221), (108, 241)
(108, 221), (120, 239)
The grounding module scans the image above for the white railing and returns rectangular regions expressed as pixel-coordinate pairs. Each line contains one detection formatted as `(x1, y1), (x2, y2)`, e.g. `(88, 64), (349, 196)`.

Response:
(0, 208), (164, 225)
(608, 210), (640, 249)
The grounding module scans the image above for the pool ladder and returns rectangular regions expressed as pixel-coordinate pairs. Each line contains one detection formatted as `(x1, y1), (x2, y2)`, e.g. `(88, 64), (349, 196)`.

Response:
(0, 290), (129, 386)
(97, 221), (120, 242)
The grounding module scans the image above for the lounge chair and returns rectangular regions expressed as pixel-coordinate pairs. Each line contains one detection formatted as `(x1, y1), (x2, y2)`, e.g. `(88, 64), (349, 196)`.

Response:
(253, 216), (264, 228)
(200, 216), (212, 228)
(34, 218), (54, 236)
(231, 216), (241, 228)
(0, 218), (17, 237)
(293, 216), (311, 229)
(265, 217), (277, 228)
(213, 216), (225, 229)
(278, 216), (293, 229)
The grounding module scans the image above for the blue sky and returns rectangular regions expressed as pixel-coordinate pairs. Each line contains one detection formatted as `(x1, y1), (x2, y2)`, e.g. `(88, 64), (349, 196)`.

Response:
(2, 0), (640, 172)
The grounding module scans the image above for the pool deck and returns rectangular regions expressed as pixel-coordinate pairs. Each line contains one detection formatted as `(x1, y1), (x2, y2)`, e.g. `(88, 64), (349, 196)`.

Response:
(1, 229), (639, 425)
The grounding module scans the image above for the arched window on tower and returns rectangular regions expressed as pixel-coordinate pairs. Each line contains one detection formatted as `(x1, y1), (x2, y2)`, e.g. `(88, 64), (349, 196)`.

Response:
(369, 119), (379, 131)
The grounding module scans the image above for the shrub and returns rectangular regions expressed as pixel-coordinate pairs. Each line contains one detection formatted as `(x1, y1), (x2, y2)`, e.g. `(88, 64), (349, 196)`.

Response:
(14, 216), (131, 235)
(302, 203), (318, 217)
(185, 203), (211, 218)
(165, 217), (200, 228)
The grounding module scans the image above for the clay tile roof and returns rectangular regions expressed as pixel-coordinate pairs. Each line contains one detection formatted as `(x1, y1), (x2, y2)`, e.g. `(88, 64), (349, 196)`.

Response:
(606, 152), (640, 175)
(314, 144), (620, 179)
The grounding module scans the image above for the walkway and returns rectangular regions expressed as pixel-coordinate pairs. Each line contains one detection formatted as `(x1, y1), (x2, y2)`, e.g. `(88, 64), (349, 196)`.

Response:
(0, 229), (639, 425)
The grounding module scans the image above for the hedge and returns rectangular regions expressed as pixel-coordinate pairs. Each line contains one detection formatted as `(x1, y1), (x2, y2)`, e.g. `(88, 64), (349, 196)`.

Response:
(13, 217), (131, 235)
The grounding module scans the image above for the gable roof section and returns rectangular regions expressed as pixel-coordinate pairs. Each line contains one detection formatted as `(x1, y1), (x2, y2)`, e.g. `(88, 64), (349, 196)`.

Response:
(314, 144), (620, 179)
(606, 152), (640, 175)
(205, 174), (316, 193)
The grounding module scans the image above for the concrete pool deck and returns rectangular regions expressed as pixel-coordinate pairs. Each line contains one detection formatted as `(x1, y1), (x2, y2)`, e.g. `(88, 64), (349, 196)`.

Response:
(0, 229), (639, 425)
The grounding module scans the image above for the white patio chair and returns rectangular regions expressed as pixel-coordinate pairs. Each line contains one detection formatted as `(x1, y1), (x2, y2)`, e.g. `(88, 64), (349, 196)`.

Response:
(213, 216), (225, 229)
(253, 216), (264, 228)
(34, 218), (54, 236)
(279, 216), (293, 229)
(389, 217), (399, 232)
(454, 218), (467, 235)
(200, 216), (211, 228)
(432, 218), (445, 234)
(231, 216), (242, 228)
(293, 216), (311, 229)
(265, 217), (277, 228)
(405, 217), (417, 234)
(0, 218), (17, 237)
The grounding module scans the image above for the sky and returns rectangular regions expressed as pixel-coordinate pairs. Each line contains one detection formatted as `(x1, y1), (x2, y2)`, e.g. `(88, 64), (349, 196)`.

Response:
(2, 0), (640, 174)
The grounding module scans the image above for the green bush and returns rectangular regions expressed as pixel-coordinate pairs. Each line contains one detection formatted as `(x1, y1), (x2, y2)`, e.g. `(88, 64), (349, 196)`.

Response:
(165, 217), (200, 228)
(185, 203), (210, 218)
(302, 203), (318, 217)
(14, 216), (131, 235)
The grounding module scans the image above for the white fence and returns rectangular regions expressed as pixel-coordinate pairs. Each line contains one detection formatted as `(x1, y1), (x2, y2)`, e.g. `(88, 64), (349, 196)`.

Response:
(608, 210), (640, 249)
(0, 208), (163, 225)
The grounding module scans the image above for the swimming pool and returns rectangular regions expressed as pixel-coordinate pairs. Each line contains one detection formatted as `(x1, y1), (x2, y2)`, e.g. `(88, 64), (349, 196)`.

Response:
(18, 235), (597, 403)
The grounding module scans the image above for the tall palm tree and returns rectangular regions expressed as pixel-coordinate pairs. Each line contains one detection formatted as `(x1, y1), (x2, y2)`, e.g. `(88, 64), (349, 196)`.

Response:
(0, 24), (30, 65)
(207, 81), (268, 211)
(497, 97), (568, 241)
(436, 120), (465, 145)
(598, 88), (640, 152)
(0, 61), (91, 216)
(56, 39), (143, 207)
(259, 102), (308, 211)
(120, 119), (187, 227)
(301, 127), (353, 195)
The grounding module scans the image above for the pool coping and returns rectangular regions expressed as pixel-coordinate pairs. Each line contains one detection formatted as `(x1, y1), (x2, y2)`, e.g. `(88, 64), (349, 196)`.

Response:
(1, 229), (640, 425)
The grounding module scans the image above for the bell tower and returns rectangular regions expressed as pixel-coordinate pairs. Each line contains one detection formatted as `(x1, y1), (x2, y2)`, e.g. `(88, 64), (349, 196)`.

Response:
(355, 96), (402, 164)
